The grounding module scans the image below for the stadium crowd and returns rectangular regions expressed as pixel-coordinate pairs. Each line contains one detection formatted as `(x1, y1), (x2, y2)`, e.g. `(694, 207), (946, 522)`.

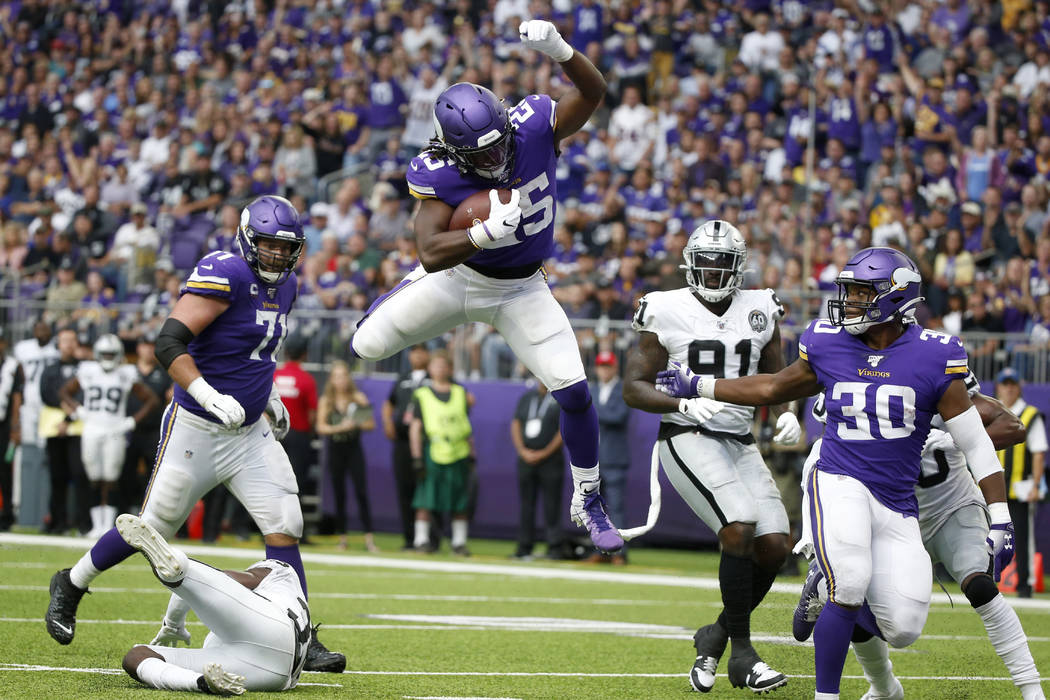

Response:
(0, 0), (1048, 380)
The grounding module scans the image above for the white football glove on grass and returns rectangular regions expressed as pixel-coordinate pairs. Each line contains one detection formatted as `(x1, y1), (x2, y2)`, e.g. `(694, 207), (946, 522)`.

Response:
(519, 20), (573, 62)
(151, 618), (191, 647)
(467, 190), (523, 249)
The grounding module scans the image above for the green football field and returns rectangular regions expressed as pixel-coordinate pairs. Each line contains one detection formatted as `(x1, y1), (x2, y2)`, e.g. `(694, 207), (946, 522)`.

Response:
(1, 531), (1047, 699)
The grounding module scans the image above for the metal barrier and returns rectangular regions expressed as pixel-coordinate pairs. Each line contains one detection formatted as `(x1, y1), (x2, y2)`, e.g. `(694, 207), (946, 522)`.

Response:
(0, 297), (1044, 385)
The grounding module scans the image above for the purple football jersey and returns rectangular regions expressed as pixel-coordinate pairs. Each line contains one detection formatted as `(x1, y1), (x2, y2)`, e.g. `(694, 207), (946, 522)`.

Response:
(799, 320), (968, 516)
(407, 94), (558, 269)
(173, 251), (297, 425)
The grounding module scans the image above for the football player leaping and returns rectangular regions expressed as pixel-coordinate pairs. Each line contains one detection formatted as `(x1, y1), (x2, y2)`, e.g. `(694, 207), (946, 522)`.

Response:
(351, 20), (623, 553)
(45, 195), (346, 673)
(58, 334), (159, 537)
(666, 247), (1014, 700)
(623, 220), (798, 694)
(794, 381), (1045, 700)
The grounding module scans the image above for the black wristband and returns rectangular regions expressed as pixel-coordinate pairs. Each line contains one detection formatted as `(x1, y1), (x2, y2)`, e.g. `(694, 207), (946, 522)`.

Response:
(155, 318), (195, 370)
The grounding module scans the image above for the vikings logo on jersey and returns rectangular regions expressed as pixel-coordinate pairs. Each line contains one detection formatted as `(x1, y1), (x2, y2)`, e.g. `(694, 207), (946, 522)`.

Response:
(799, 320), (969, 516)
(407, 93), (559, 269)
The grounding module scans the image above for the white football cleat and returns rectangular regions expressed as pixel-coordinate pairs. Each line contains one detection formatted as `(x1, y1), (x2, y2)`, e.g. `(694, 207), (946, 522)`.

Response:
(115, 514), (187, 586)
(860, 678), (904, 700)
(202, 662), (246, 696)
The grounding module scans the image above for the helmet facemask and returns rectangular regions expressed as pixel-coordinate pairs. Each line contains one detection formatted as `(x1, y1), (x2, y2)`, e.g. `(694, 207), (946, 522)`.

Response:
(683, 248), (745, 302)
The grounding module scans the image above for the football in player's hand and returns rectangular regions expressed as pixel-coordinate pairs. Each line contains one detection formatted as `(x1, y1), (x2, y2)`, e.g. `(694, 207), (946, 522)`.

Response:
(449, 189), (515, 231)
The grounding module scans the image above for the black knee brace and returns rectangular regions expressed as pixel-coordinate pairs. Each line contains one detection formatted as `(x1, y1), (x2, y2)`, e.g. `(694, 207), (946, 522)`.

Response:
(962, 572), (1000, 608)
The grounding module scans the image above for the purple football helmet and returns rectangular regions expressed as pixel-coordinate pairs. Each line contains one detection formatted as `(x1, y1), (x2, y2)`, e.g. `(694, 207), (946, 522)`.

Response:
(827, 247), (924, 335)
(432, 82), (515, 182)
(236, 195), (304, 284)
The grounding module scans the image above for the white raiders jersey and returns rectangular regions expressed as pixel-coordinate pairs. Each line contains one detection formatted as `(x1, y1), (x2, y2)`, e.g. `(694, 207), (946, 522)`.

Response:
(634, 287), (784, 435)
(248, 559), (311, 690)
(811, 369), (986, 542)
(76, 361), (137, 428)
(12, 338), (58, 409)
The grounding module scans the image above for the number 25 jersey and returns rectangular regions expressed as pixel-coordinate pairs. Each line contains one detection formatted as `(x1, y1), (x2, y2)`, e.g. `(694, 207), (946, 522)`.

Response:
(799, 320), (969, 517)
(406, 94), (558, 270)
(172, 251), (297, 426)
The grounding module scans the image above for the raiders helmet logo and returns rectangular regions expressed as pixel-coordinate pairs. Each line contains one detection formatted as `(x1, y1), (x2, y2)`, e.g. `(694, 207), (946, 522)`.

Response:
(748, 310), (767, 333)
(867, 354), (885, 367)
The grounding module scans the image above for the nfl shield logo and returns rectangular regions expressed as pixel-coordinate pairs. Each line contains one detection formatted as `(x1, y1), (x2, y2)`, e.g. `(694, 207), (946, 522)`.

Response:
(748, 310), (768, 333)
(267, 287), (277, 299)
(184, 450), (193, 459)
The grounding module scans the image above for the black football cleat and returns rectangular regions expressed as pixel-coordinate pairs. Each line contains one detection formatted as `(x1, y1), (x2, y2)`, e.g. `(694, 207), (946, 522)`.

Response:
(689, 623), (729, 693)
(46, 568), (88, 644)
(303, 625), (346, 673)
(727, 651), (788, 694)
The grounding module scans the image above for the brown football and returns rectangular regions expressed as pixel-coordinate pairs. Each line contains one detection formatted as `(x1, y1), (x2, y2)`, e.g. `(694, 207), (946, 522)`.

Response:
(449, 189), (514, 231)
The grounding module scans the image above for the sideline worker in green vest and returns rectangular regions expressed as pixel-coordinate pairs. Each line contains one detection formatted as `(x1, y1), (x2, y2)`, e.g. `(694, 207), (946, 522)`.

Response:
(409, 349), (475, 556)
(995, 368), (1047, 598)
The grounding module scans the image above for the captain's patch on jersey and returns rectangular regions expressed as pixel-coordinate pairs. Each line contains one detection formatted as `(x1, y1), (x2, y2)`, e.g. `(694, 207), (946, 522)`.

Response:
(748, 309), (767, 333)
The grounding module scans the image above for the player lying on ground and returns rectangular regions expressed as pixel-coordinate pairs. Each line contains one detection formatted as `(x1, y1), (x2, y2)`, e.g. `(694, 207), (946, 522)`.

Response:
(624, 220), (797, 694)
(116, 514), (310, 696)
(656, 247), (1014, 700)
(350, 19), (622, 553)
(792, 383), (1045, 700)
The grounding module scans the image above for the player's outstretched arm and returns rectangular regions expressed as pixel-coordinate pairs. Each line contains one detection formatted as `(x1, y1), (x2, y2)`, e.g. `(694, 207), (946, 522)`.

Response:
(705, 357), (822, 407)
(757, 322), (802, 445)
(972, 392), (1026, 449)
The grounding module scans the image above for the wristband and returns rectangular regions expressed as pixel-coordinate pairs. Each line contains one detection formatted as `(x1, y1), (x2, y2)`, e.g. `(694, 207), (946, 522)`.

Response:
(187, 377), (218, 406)
(698, 377), (717, 400)
(988, 501), (1010, 524)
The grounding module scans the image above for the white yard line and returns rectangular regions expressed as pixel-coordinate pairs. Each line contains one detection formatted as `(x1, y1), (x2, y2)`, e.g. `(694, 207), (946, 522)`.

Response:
(4, 533), (1048, 612)
(0, 662), (1045, 683)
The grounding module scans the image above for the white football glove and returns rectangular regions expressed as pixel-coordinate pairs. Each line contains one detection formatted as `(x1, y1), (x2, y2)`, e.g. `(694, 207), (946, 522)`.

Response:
(265, 386), (290, 441)
(772, 412), (802, 445)
(519, 20), (574, 62)
(187, 377), (245, 429)
(678, 397), (724, 424)
(151, 618), (191, 647)
(467, 189), (523, 250)
(922, 428), (956, 456)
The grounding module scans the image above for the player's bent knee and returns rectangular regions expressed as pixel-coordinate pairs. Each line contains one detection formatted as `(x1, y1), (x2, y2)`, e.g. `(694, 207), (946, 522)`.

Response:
(551, 380), (592, 413)
(962, 572), (1000, 608)
(350, 326), (388, 362)
(718, 521), (756, 557)
(279, 493), (303, 539)
(881, 606), (926, 648)
(123, 645), (161, 680)
(754, 533), (790, 571)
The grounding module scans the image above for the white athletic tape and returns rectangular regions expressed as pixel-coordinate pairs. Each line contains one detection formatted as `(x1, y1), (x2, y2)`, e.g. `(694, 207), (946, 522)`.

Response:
(617, 442), (661, 541)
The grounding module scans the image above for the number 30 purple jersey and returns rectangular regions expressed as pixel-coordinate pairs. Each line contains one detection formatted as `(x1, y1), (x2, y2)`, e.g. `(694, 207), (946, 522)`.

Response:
(407, 94), (558, 269)
(799, 320), (969, 516)
(172, 251), (297, 425)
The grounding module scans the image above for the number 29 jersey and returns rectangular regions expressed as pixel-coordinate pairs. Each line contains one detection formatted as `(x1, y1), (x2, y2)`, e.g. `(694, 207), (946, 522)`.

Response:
(76, 361), (137, 428)
(406, 94), (558, 270)
(799, 319), (969, 517)
(633, 287), (784, 436)
(172, 251), (297, 426)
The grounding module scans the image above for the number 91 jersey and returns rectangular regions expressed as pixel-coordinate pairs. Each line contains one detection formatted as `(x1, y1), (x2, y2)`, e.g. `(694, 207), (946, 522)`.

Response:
(76, 361), (137, 427)
(634, 288), (784, 435)
(799, 319), (969, 517)
(173, 251), (297, 426)
(407, 94), (558, 270)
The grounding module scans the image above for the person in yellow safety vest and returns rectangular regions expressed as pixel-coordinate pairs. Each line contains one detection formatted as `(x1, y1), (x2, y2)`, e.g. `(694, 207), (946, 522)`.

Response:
(409, 349), (476, 556)
(995, 368), (1047, 598)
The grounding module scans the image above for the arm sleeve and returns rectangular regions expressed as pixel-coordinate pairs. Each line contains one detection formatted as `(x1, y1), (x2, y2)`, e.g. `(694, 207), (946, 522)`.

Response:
(163, 593), (191, 626)
(944, 404), (1004, 484)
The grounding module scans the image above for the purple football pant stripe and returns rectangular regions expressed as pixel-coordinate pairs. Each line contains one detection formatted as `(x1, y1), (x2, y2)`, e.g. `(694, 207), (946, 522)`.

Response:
(808, 466), (839, 603)
(357, 275), (417, 329)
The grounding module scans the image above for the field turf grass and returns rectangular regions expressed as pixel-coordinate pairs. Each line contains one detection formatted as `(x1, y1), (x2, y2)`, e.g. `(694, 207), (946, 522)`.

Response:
(1, 530), (1047, 699)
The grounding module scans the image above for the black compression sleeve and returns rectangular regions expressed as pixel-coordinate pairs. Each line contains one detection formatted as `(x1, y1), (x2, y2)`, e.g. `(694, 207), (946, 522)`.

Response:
(155, 318), (195, 369)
